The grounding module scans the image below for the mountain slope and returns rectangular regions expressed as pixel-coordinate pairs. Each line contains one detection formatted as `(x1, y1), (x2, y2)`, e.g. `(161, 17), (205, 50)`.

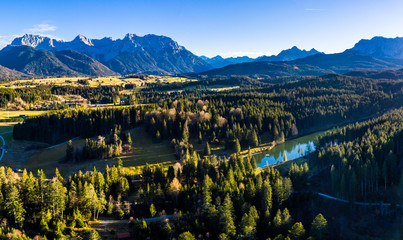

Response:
(198, 61), (332, 78)
(349, 36), (403, 59)
(54, 50), (116, 76)
(0, 65), (27, 80)
(0, 45), (115, 76)
(345, 68), (403, 80)
(256, 47), (321, 62)
(292, 52), (402, 73)
(11, 34), (212, 75)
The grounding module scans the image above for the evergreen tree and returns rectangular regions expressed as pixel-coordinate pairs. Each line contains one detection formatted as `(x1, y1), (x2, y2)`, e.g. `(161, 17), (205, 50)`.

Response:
(66, 140), (74, 161)
(288, 222), (305, 240)
(150, 203), (157, 217)
(310, 214), (327, 239)
(234, 138), (241, 154)
(204, 142), (211, 156)
(219, 194), (236, 237)
(178, 231), (196, 240)
(5, 185), (25, 229)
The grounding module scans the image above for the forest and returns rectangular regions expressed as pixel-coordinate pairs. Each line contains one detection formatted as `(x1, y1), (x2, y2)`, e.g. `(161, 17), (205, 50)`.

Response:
(1, 74), (402, 239)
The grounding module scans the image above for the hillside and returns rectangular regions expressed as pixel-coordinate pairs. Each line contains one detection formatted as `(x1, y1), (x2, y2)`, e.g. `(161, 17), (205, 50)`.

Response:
(54, 50), (116, 76)
(292, 52), (403, 73)
(0, 45), (116, 76)
(0, 65), (28, 80)
(198, 61), (332, 78)
(345, 68), (403, 79)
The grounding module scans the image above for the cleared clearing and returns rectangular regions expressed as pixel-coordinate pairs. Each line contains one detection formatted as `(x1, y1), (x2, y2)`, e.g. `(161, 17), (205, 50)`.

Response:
(0, 110), (48, 119)
(0, 75), (195, 89)
(7, 127), (176, 176)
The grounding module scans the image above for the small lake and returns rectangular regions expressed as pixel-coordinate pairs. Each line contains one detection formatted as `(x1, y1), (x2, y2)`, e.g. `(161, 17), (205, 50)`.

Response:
(255, 131), (325, 168)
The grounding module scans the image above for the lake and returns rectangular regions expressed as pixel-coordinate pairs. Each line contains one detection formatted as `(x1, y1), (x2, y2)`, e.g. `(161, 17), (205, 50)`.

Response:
(255, 131), (326, 168)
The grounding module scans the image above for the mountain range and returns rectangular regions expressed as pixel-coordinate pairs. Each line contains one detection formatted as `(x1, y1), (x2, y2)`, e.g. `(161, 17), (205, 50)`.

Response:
(201, 47), (322, 68)
(198, 37), (403, 78)
(255, 46), (322, 62)
(8, 34), (212, 76)
(1, 35), (403, 79)
(200, 55), (255, 69)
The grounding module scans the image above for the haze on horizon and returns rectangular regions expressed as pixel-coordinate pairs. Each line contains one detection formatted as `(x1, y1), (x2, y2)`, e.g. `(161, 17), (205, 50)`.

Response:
(1, 0), (403, 58)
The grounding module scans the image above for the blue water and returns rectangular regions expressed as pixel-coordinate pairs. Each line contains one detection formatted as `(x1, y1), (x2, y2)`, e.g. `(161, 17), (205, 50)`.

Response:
(255, 131), (324, 168)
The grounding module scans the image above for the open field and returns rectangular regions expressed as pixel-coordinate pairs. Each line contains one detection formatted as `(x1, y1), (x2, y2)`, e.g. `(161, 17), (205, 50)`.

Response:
(0, 75), (195, 89)
(273, 157), (308, 176)
(120, 127), (176, 167)
(2, 126), (176, 176)
(0, 110), (48, 119)
(0, 122), (17, 143)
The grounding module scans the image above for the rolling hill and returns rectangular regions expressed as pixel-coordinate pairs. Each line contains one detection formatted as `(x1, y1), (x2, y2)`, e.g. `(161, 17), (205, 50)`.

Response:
(0, 65), (28, 80)
(197, 61), (332, 78)
(345, 68), (403, 80)
(292, 52), (403, 73)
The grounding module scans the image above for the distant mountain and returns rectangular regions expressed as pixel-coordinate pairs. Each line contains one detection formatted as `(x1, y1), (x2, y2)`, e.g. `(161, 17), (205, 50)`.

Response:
(197, 61), (332, 78)
(0, 65), (27, 80)
(256, 46), (321, 62)
(345, 68), (403, 80)
(349, 36), (403, 59)
(201, 47), (321, 69)
(200, 55), (255, 68)
(11, 34), (212, 75)
(198, 51), (403, 78)
(292, 52), (403, 73)
(0, 45), (116, 76)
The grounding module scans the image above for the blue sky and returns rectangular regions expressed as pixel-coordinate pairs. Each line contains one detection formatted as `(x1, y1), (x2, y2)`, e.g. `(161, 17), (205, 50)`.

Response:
(1, 0), (403, 57)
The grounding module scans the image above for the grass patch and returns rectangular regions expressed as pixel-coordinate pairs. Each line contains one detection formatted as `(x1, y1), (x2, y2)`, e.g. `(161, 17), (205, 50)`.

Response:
(0, 75), (194, 89)
(0, 110), (48, 120)
(21, 127), (176, 176)
(273, 157), (308, 176)
(119, 127), (176, 167)
(0, 122), (17, 143)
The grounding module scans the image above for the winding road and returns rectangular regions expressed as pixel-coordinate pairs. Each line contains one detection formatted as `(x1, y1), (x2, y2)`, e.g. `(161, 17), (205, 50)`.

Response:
(0, 135), (5, 161)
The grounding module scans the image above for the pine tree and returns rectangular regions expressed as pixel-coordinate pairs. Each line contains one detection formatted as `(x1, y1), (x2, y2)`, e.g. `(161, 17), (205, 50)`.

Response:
(178, 231), (196, 240)
(251, 130), (259, 147)
(66, 140), (74, 161)
(204, 142), (211, 156)
(234, 138), (241, 154)
(150, 203), (157, 217)
(240, 213), (257, 238)
(5, 185), (25, 229)
(310, 213), (327, 239)
(262, 179), (272, 217)
(219, 194), (236, 237)
(127, 133), (132, 145)
(156, 130), (161, 140)
(288, 222), (305, 240)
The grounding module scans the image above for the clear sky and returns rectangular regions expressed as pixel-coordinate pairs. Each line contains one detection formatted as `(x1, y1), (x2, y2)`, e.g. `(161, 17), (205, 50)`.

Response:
(1, 0), (403, 57)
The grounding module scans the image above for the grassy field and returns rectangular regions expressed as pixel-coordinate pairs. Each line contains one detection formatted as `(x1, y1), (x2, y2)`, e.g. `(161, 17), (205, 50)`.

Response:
(120, 127), (176, 167)
(273, 157), (308, 176)
(0, 110), (48, 120)
(20, 127), (176, 176)
(0, 75), (195, 89)
(0, 122), (17, 143)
